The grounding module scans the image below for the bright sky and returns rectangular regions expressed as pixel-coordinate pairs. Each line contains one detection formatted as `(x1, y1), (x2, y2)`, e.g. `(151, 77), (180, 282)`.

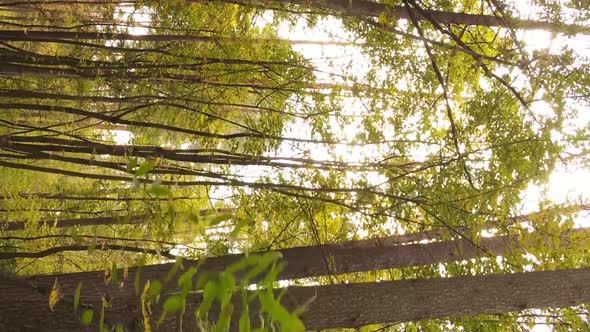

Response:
(271, 14), (590, 215)
(269, 10), (589, 332)
(113, 4), (590, 224)
(106, 3), (590, 331)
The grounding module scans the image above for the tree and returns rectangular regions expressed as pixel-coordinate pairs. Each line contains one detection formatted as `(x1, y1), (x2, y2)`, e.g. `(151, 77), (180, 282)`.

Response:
(3, 231), (590, 330)
(281, 266), (590, 330)
(0, 0), (589, 331)
(3, 219), (590, 330)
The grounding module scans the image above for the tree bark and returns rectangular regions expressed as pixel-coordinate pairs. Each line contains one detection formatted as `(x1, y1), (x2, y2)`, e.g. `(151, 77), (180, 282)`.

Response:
(0, 29), (359, 46)
(278, 266), (590, 329)
(93, 266), (590, 330)
(20, 233), (493, 303)
(0, 209), (233, 230)
(14, 227), (580, 329)
(3, 135), (392, 171)
(0, 274), (93, 332)
(5, 266), (590, 331)
(0, 215), (146, 231)
(6, 0), (587, 32)
(215, 0), (588, 34)
(0, 244), (177, 260)
(0, 192), (194, 201)
(24, 226), (590, 291)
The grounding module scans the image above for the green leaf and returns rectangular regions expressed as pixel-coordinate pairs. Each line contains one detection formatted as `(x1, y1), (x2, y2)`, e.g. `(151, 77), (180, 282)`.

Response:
(150, 184), (170, 197)
(258, 290), (304, 331)
(239, 291), (250, 332)
(81, 309), (94, 325)
(163, 259), (183, 283)
(188, 212), (200, 223)
(242, 252), (283, 284)
(377, 11), (388, 24)
(178, 266), (197, 294)
(108, 262), (118, 285)
(134, 269), (141, 296)
(207, 213), (233, 226)
(148, 280), (162, 301)
(198, 279), (218, 319)
(88, 237), (96, 254)
(126, 157), (138, 173)
(73, 282), (82, 311)
(163, 295), (184, 313)
(218, 272), (236, 305)
(71, 235), (83, 244)
(157, 295), (185, 327)
(215, 302), (234, 332)
(101, 295), (111, 308)
(135, 159), (156, 176)
(99, 298), (106, 332)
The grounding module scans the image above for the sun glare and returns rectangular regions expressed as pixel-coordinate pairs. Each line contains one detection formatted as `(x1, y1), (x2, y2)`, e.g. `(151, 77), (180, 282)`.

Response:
(274, 13), (590, 222)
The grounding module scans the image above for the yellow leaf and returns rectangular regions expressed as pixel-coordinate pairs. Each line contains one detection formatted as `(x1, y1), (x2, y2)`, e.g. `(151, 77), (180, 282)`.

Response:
(141, 281), (152, 332)
(378, 12), (388, 24)
(48, 278), (62, 311)
(104, 267), (111, 285)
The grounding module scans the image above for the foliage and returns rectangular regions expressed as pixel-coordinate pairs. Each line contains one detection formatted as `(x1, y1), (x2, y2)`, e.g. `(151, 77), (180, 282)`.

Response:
(0, 0), (589, 331)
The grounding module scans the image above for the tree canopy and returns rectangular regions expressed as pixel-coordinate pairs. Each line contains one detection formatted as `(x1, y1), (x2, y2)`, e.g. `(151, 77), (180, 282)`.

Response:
(0, 0), (589, 331)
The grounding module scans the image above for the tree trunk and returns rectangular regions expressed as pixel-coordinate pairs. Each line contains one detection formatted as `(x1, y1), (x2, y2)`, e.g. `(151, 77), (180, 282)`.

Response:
(3, 135), (392, 172)
(6, 266), (590, 331)
(214, 0), (588, 34)
(23, 231), (508, 289)
(116, 266), (590, 330)
(0, 208), (237, 230)
(280, 266), (590, 329)
(0, 274), (93, 332)
(0, 192), (194, 202)
(1, 215), (146, 231)
(5, 0), (588, 33)
(12, 227), (583, 329)
(0, 29), (359, 46)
